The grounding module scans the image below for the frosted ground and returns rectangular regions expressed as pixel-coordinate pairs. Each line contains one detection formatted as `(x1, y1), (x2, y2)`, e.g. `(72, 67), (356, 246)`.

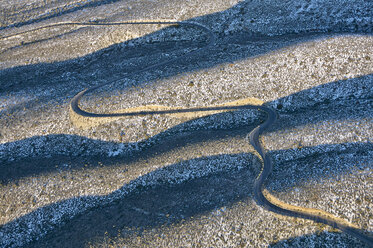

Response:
(0, 0), (372, 247)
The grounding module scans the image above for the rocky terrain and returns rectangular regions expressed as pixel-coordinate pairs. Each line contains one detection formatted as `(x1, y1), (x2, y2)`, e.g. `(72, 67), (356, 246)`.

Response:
(0, 0), (372, 247)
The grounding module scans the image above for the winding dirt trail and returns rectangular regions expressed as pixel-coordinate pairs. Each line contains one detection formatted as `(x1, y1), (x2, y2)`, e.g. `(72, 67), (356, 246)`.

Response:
(2, 21), (372, 246)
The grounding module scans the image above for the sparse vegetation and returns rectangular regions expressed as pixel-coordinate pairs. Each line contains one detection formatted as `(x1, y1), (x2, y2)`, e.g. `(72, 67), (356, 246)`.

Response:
(1, 0), (373, 247)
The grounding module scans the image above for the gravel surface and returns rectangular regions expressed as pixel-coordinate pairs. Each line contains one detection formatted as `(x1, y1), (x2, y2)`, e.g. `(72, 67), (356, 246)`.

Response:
(1, 0), (372, 247)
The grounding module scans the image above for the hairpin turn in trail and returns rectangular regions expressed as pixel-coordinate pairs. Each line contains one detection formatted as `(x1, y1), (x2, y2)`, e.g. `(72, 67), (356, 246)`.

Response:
(2, 20), (372, 246)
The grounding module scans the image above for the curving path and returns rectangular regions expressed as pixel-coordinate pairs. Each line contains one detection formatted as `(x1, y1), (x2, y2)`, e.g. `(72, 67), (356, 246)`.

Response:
(2, 21), (373, 246)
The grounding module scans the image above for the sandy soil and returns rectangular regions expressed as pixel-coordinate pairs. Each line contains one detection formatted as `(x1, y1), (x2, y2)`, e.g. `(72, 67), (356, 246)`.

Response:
(0, 0), (372, 247)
